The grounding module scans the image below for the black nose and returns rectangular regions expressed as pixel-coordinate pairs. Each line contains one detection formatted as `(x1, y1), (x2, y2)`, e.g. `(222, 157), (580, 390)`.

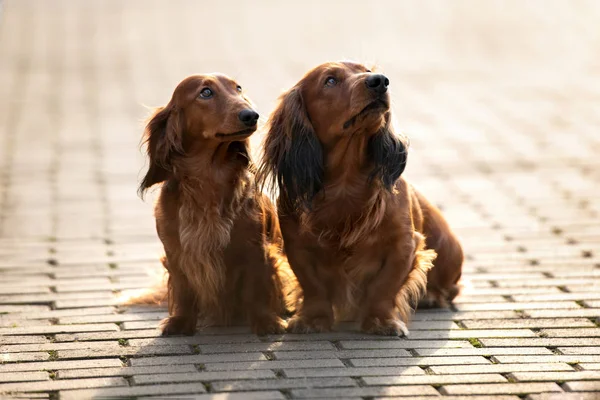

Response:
(365, 74), (390, 94)
(238, 109), (259, 127)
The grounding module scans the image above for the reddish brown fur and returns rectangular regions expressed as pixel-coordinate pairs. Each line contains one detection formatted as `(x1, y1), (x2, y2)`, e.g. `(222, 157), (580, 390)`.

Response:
(257, 62), (463, 336)
(138, 74), (294, 335)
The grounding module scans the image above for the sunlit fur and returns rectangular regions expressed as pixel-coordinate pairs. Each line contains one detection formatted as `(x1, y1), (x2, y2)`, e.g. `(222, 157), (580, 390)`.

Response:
(258, 61), (463, 336)
(134, 74), (296, 335)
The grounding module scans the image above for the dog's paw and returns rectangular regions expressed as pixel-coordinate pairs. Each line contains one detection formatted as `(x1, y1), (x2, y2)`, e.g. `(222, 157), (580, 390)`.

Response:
(287, 315), (333, 333)
(252, 316), (287, 336)
(361, 316), (409, 337)
(160, 316), (196, 336)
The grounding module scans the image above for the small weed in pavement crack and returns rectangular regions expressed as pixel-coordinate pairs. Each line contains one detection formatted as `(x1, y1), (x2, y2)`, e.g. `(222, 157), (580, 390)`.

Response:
(118, 338), (128, 346)
(48, 350), (58, 361)
(468, 338), (483, 348)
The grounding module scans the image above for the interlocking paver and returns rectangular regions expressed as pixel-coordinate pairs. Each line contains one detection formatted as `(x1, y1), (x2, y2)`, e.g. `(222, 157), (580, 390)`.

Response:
(1, 1), (599, 398)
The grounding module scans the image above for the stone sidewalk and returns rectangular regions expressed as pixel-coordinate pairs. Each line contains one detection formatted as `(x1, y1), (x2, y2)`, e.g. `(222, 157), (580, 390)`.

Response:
(0, 0), (599, 399)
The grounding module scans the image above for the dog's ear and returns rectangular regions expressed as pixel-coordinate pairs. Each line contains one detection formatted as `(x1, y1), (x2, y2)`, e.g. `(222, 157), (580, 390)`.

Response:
(139, 104), (184, 196)
(258, 88), (323, 209)
(367, 123), (408, 190)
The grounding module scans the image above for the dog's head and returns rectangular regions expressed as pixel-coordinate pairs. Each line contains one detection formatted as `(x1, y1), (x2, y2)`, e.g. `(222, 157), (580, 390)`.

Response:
(258, 61), (407, 208)
(139, 74), (259, 194)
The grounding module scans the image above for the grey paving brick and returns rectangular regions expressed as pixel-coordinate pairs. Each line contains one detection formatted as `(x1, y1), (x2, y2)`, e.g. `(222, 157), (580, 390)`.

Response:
(0, 358), (123, 373)
(58, 311), (166, 324)
(440, 382), (563, 395)
(59, 383), (208, 399)
(205, 359), (345, 371)
(0, 371), (49, 383)
(462, 318), (596, 329)
(374, 397), (521, 400)
(406, 329), (536, 339)
(199, 341), (335, 353)
(430, 363), (575, 374)
(526, 394), (600, 400)
(512, 292), (600, 302)
(59, 364), (198, 379)
(0, 323), (118, 335)
(480, 338), (600, 347)
(509, 371), (600, 382)
(562, 380), (600, 391)
(493, 355), (600, 364)
(579, 363), (600, 370)
(350, 356), (491, 367)
(455, 302), (583, 311)
(57, 345), (192, 359)
(132, 370), (276, 384)
(139, 392), (285, 400)
(1, 340), (121, 353)
(273, 349), (411, 360)
(213, 377), (356, 392)
(130, 352), (268, 366)
(0, 351), (49, 362)
(290, 385), (440, 398)
(283, 366), (426, 378)
(55, 329), (161, 342)
(524, 309), (600, 318)
(558, 347), (600, 355)
(339, 340), (473, 349)
(413, 310), (521, 320)
(540, 328), (600, 338)
(363, 373), (507, 385)
(0, 377), (127, 393)
(415, 347), (553, 356)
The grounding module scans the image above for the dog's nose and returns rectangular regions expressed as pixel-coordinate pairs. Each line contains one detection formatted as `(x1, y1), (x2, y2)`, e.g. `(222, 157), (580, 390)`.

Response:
(238, 109), (259, 127)
(365, 74), (390, 94)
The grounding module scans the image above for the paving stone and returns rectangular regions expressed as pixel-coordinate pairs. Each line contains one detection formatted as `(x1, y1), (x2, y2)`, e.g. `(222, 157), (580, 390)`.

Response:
(283, 366), (426, 378)
(375, 397), (520, 400)
(462, 318), (596, 329)
(350, 356), (491, 367)
(493, 355), (600, 364)
(415, 347), (553, 356)
(57, 345), (192, 359)
(339, 340), (474, 349)
(558, 347), (600, 355)
(0, 377), (127, 393)
(212, 377), (356, 392)
(562, 380), (600, 391)
(0, 323), (119, 335)
(1, 340), (121, 353)
(480, 338), (600, 347)
(512, 292), (600, 302)
(132, 370), (276, 384)
(430, 363), (575, 374)
(58, 312), (166, 324)
(55, 329), (162, 342)
(198, 341), (335, 353)
(0, 371), (49, 383)
(273, 349), (411, 360)
(0, 358), (123, 373)
(59, 383), (208, 399)
(290, 385), (440, 398)
(455, 302), (583, 311)
(205, 359), (345, 371)
(579, 363), (600, 370)
(0, 351), (49, 362)
(441, 382), (563, 395)
(540, 328), (600, 338)
(509, 371), (600, 382)
(59, 364), (198, 379)
(524, 309), (600, 318)
(526, 394), (600, 400)
(413, 310), (521, 320)
(407, 329), (536, 339)
(363, 373), (507, 385)
(139, 392), (285, 400)
(130, 352), (267, 366)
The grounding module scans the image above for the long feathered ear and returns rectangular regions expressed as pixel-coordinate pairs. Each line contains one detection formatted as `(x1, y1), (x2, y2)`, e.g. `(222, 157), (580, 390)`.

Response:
(258, 88), (323, 209)
(138, 104), (184, 196)
(367, 122), (408, 190)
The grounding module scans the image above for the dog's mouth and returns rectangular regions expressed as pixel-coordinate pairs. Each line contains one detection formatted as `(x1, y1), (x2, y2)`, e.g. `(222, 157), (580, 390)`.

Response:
(343, 98), (390, 129)
(215, 127), (257, 140)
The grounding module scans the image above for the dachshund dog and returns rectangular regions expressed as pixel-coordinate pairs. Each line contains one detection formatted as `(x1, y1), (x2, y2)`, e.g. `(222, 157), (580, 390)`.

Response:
(138, 74), (293, 336)
(257, 61), (463, 336)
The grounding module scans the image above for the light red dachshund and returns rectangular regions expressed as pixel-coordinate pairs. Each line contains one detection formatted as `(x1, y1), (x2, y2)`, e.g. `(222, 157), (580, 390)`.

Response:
(257, 62), (463, 336)
(137, 74), (294, 335)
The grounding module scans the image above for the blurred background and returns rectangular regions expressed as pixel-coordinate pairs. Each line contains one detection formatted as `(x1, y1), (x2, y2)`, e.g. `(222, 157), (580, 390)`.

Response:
(0, 0), (598, 272)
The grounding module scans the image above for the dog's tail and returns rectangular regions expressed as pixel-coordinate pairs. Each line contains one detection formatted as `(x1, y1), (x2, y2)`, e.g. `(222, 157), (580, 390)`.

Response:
(117, 257), (168, 307)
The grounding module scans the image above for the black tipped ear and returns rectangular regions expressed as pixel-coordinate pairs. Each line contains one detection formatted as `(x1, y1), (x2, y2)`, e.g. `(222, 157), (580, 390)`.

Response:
(258, 88), (323, 209)
(138, 104), (183, 197)
(367, 125), (408, 190)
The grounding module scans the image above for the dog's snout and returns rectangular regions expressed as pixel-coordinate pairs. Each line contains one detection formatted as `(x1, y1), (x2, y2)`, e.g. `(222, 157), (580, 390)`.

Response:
(238, 109), (259, 127)
(365, 74), (390, 94)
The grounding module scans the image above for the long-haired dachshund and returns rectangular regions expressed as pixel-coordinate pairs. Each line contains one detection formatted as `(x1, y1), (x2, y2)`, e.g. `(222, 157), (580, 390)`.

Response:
(138, 74), (292, 335)
(257, 62), (463, 336)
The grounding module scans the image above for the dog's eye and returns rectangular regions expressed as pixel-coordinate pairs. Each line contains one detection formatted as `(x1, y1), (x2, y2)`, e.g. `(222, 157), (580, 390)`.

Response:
(366, 69), (372, 73)
(325, 77), (337, 87)
(236, 85), (242, 93)
(199, 88), (213, 99)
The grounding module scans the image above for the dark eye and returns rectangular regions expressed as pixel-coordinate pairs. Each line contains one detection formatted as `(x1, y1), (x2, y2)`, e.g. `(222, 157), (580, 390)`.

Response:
(236, 85), (242, 93)
(199, 88), (213, 99)
(325, 76), (337, 87)
(366, 69), (372, 73)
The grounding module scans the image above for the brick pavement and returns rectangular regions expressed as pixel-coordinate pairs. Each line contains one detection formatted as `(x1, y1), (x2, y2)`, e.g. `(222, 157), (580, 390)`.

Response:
(0, 0), (599, 399)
